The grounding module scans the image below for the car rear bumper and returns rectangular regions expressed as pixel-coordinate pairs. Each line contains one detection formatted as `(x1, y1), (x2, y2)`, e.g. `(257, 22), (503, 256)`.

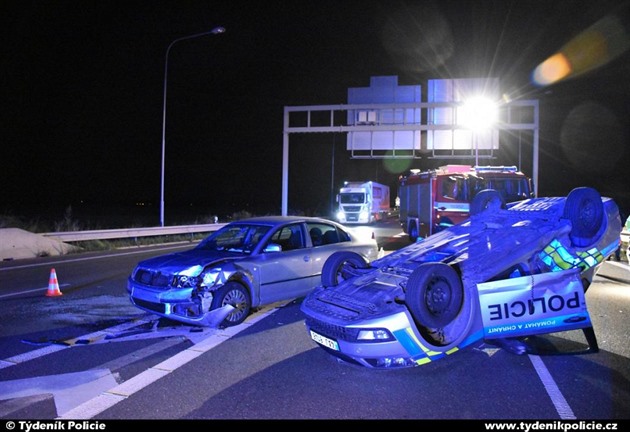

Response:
(303, 311), (483, 368)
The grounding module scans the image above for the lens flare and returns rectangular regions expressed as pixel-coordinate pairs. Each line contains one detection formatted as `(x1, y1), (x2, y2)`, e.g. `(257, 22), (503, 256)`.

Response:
(532, 52), (572, 85)
(532, 13), (630, 86)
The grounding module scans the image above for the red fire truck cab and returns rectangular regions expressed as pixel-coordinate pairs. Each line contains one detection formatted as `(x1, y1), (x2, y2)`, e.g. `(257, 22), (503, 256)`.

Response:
(399, 165), (534, 241)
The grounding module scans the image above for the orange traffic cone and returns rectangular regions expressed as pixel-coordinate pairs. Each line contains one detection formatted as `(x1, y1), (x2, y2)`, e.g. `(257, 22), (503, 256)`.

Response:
(46, 268), (63, 297)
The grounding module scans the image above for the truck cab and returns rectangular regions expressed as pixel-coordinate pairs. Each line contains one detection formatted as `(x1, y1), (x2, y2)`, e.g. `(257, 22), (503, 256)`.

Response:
(399, 165), (533, 240)
(336, 181), (391, 224)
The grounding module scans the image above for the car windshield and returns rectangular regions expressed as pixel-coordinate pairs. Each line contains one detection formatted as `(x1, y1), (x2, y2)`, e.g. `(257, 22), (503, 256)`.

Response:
(196, 224), (271, 254)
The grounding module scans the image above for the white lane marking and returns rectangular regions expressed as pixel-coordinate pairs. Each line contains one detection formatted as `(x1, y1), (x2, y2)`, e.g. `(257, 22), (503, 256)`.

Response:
(0, 332), (187, 417)
(0, 284), (72, 300)
(0, 317), (156, 369)
(94, 337), (187, 371)
(57, 302), (286, 419)
(528, 354), (576, 420)
(0, 244), (192, 271)
(0, 369), (119, 417)
(0, 344), (68, 369)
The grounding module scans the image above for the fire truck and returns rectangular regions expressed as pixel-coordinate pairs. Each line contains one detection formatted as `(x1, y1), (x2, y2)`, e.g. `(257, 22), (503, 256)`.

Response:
(398, 165), (533, 241)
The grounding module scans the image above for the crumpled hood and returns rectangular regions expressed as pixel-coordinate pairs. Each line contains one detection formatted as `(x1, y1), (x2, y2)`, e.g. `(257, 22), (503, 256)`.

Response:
(137, 248), (240, 274)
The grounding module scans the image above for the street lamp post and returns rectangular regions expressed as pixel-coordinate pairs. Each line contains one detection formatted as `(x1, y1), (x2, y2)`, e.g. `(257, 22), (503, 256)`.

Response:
(160, 26), (225, 227)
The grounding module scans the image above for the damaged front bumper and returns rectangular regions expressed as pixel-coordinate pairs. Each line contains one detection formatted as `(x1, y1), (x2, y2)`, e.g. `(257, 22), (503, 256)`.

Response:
(128, 281), (233, 327)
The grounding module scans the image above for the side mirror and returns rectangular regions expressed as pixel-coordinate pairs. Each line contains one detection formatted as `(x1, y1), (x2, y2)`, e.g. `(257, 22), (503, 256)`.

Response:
(263, 243), (282, 253)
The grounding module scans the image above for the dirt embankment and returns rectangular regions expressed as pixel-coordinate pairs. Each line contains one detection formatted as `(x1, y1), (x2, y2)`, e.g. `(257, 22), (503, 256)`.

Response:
(0, 228), (80, 261)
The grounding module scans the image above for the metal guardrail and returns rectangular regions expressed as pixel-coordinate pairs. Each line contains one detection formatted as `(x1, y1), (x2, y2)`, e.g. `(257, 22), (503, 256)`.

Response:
(42, 223), (228, 242)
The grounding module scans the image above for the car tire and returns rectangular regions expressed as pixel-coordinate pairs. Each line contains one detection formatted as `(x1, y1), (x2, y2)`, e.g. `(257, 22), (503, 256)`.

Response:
(408, 220), (419, 242)
(321, 251), (369, 287)
(562, 187), (605, 248)
(470, 189), (506, 216)
(211, 282), (251, 327)
(405, 263), (464, 328)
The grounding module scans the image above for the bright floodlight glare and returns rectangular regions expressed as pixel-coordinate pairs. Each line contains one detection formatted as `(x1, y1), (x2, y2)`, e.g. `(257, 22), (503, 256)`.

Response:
(458, 96), (498, 130)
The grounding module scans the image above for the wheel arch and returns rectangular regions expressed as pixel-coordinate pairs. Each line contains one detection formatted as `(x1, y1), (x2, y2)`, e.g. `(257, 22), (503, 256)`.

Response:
(210, 280), (253, 327)
(562, 186), (606, 249)
(206, 263), (257, 307)
(470, 189), (506, 216)
(321, 250), (371, 288)
(403, 262), (478, 351)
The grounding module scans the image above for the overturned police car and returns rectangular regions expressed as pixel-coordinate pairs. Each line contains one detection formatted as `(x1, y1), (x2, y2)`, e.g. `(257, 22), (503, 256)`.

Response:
(300, 187), (621, 369)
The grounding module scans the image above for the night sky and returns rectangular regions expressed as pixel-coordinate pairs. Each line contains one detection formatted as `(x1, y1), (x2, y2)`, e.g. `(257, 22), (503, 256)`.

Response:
(2, 0), (629, 226)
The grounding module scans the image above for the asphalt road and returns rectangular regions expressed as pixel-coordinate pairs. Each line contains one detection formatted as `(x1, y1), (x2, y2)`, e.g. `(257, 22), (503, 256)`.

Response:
(0, 221), (629, 422)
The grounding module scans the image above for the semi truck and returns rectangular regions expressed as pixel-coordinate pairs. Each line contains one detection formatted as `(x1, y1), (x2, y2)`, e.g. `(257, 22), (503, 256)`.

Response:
(399, 165), (533, 240)
(336, 181), (391, 224)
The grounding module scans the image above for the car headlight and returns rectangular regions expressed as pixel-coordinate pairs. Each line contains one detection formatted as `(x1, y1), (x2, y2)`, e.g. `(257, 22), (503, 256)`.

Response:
(357, 328), (394, 342)
(174, 267), (223, 289)
(174, 275), (200, 288)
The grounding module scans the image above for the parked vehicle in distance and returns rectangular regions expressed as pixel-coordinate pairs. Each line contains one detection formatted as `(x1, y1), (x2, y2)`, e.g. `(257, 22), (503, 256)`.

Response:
(127, 216), (379, 327)
(301, 187), (621, 369)
(336, 180), (391, 224)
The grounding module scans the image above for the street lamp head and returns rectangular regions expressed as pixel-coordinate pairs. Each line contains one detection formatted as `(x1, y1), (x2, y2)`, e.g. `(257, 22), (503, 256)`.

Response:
(212, 26), (226, 34)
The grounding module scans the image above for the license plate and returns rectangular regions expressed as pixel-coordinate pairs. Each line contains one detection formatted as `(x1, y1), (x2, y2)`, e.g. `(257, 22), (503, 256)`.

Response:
(310, 330), (339, 351)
